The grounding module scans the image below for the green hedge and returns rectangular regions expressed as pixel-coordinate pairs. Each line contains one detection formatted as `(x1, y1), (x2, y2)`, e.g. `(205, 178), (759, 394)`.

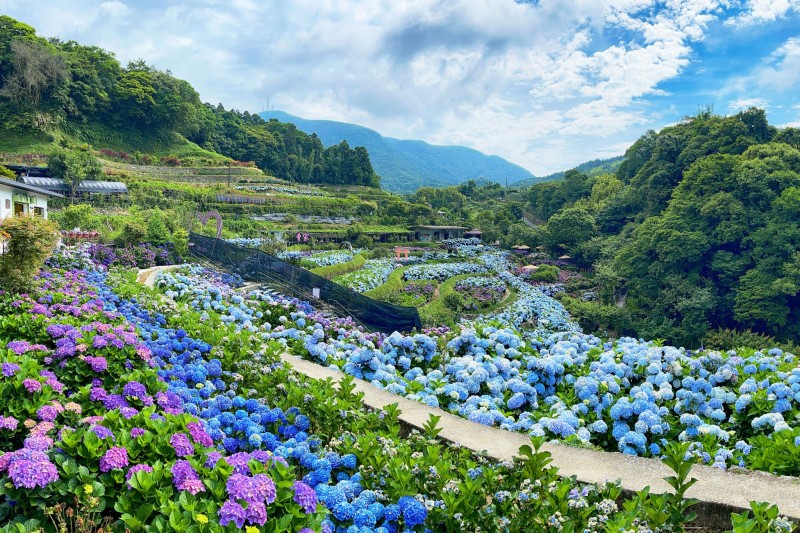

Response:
(364, 266), (408, 300)
(310, 254), (366, 279)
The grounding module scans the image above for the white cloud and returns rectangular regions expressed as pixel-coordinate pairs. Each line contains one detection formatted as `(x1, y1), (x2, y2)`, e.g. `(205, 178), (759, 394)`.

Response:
(726, 0), (800, 26)
(728, 97), (771, 110)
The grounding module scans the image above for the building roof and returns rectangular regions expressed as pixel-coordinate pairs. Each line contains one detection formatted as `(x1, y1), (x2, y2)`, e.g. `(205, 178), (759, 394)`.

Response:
(19, 176), (127, 194)
(0, 176), (63, 198)
(465, 229), (483, 234)
(411, 225), (469, 230)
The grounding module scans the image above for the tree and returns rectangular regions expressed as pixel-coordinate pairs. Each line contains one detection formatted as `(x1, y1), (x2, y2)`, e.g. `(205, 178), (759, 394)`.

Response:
(545, 206), (597, 252)
(47, 149), (102, 202)
(58, 203), (94, 230)
(0, 39), (67, 123)
(0, 216), (59, 293)
(146, 210), (170, 244)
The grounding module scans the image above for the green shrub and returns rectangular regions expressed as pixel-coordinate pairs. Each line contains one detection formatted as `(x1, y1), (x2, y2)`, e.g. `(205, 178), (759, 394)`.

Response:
(0, 216), (59, 293)
(115, 221), (147, 246)
(354, 234), (374, 249)
(529, 264), (559, 282)
(558, 295), (633, 338)
(146, 211), (170, 244)
(0, 164), (15, 178)
(310, 254), (366, 279)
(704, 328), (797, 353)
(364, 266), (407, 300)
(56, 204), (94, 230)
(172, 227), (189, 257)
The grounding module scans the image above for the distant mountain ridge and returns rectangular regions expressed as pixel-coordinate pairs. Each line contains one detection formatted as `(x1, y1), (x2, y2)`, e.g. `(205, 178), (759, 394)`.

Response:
(514, 155), (625, 188)
(259, 110), (537, 194)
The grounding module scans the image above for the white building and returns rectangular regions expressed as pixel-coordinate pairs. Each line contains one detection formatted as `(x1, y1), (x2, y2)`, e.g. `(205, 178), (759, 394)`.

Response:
(0, 176), (62, 219)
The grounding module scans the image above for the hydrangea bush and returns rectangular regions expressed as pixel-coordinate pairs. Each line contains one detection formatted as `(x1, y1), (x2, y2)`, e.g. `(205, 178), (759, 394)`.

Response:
(1, 243), (797, 532)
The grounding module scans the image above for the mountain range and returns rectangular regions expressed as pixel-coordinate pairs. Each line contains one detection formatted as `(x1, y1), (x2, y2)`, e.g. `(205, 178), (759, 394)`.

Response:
(259, 111), (537, 194)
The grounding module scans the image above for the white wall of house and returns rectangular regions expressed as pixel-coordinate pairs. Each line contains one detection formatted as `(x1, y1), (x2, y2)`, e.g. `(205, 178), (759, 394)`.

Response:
(0, 184), (50, 219)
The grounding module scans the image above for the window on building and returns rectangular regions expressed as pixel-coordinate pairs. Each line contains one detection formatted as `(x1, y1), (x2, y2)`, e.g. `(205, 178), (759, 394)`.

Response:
(33, 207), (44, 217)
(13, 202), (25, 217)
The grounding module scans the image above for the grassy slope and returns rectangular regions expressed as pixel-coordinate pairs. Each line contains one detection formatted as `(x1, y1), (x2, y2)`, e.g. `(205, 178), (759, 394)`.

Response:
(0, 122), (231, 165)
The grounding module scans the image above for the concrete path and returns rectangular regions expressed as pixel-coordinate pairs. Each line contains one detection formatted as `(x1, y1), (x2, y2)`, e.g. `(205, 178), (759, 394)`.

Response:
(138, 265), (800, 524)
(136, 265), (180, 288)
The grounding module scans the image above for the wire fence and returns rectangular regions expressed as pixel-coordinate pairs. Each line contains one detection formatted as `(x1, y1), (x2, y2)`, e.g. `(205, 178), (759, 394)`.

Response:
(188, 232), (421, 333)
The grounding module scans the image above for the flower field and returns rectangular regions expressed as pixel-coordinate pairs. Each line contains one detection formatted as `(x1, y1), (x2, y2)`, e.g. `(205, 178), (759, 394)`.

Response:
(155, 244), (800, 478)
(0, 243), (797, 531)
(333, 259), (397, 293)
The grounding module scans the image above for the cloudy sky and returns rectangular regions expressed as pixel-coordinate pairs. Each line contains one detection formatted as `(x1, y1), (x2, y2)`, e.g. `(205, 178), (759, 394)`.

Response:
(3, 0), (800, 175)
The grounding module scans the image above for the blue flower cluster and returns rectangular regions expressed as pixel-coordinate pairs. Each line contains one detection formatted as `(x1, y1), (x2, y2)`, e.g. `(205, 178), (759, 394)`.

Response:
(152, 239), (800, 472)
(404, 262), (487, 282)
(334, 259), (398, 293)
(91, 271), (432, 531)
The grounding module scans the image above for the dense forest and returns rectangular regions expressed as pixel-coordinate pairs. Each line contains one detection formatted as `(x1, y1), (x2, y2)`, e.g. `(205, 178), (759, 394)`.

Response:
(0, 16), (379, 187)
(526, 108), (800, 347)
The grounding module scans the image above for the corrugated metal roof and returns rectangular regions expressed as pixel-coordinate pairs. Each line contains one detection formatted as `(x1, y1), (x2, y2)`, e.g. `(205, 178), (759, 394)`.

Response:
(0, 176), (63, 198)
(411, 225), (469, 230)
(19, 177), (68, 191)
(19, 177), (127, 194)
(79, 180), (128, 193)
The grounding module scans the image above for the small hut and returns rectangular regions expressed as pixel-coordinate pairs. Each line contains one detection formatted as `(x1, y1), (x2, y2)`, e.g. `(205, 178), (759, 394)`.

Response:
(464, 228), (483, 240)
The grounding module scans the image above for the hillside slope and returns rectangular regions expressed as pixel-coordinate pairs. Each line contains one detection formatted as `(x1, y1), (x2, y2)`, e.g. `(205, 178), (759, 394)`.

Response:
(526, 108), (800, 347)
(260, 110), (537, 193)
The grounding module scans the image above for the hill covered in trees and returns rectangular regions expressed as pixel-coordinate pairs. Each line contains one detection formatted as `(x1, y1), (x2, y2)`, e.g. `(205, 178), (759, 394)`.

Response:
(525, 108), (800, 347)
(515, 155), (624, 188)
(0, 16), (379, 188)
(260, 110), (536, 193)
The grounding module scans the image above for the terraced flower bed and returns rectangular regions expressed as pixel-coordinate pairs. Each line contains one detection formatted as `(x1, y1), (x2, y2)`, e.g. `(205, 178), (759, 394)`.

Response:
(333, 259), (398, 293)
(153, 249), (800, 481)
(445, 276), (507, 312)
(6, 251), (783, 532)
(384, 280), (437, 307)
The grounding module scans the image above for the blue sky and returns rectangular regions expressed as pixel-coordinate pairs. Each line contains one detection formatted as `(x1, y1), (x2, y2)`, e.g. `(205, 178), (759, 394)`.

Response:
(3, 0), (799, 176)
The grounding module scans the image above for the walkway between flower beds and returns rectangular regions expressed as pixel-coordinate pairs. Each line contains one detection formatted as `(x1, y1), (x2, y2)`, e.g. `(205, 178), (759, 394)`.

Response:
(137, 267), (800, 524)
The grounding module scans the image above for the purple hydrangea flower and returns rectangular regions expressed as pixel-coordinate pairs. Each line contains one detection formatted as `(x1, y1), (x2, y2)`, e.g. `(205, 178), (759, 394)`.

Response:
(6, 341), (31, 355)
(0, 449), (59, 488)
(23, 435), (53, 452)
(103, 394), (129, 410)
(243, 501), (267, 526)
(130, 427), (145, 438)
(123, 381), (147, 399)
(36, 405), (59, 422)
(171, 460), (199, 488)
(204, 451), (222, 468)
(0, 416), (18, 430)
(293, 481), (317, 513)
(22, 379), (42, 393)
(92, 337), (108, 349)
(90, 425), (115, 440)
(186, 422), (213, 447)
(218, 500), (247, 528)
(178, 477), (206, 494)
(84, 356), (108, 372)
(223, 452), (253, 475)
(1, 363), (20, 377)
(119, 407), (139, 419)
(99, 447), (129, 472)
(169, 433), (194, 457)
(89, 387), (108, 401)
